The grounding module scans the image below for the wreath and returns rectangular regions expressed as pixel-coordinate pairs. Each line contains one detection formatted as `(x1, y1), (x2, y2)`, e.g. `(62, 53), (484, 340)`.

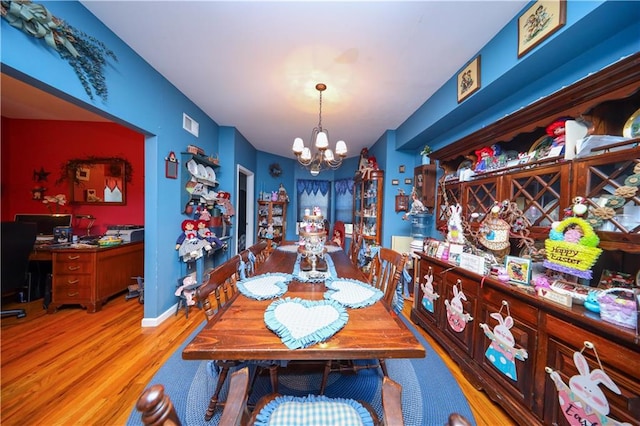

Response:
(269, 163), (282, 177)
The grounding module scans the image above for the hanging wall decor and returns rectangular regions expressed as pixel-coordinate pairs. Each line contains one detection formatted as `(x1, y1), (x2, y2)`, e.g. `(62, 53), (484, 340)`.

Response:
(445, 279), (473, 332)
(1, 0), (118, 101)
(546, 342), (626, 426)
(479, 301), (528, 381)
(420, 270), (439, 314)
(165, 151), (178, 179)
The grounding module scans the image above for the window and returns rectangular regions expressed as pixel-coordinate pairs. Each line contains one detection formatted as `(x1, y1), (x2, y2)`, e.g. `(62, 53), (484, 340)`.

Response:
(297, 179), (331, 221)
(334, 178), (354, 224)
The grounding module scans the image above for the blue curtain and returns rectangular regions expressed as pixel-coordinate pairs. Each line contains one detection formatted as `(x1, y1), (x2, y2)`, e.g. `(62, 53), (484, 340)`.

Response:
(296, 179), (330, 196)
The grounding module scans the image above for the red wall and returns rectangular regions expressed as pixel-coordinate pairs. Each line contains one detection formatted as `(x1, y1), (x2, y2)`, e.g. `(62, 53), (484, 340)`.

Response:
(1, 117), (144, 235)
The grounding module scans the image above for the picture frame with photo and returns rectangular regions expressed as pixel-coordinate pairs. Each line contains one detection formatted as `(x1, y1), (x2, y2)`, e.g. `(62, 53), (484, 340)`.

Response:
(517, 0), (566, 58)
(505, 256), (532, 285)
(457, 55), (481, 103)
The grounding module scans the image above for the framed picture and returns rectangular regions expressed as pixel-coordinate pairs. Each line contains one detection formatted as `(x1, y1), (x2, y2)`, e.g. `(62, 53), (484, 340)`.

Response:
(399, 165), (405, 173)
(76, 167), (90, 181)
(505, 256), (532, 285)
(165, 151), (178, 179)
(517, 0), (566, 58)
(404, 178), (412, 185)
(457, 55), (481, 103)
(391, 179), (399, 185)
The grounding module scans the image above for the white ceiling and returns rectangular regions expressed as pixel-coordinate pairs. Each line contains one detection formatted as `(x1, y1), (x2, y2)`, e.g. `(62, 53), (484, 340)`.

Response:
(3, 1), (528, 159)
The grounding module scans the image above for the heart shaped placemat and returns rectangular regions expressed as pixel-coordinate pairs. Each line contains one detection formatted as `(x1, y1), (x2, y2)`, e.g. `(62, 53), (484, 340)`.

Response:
(264, 297), (348, 349)
(237, 273), (292, 300)
(325, 278), (383, 309)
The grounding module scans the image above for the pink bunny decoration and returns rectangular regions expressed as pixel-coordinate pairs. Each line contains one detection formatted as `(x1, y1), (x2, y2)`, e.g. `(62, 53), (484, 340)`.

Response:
(444, 283), (473, 332)
(547, 350), (629, 426)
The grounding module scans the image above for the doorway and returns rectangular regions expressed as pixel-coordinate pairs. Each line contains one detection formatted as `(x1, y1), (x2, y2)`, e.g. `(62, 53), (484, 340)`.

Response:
(236, 165), (255, 253)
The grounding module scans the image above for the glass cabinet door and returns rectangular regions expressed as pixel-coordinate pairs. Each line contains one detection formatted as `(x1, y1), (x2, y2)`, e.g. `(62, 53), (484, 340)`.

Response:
(574, 151), (640, 241)
(462, 177), (500, 222)
(437, 180), (462, 230)
(507, 164), (569, 229)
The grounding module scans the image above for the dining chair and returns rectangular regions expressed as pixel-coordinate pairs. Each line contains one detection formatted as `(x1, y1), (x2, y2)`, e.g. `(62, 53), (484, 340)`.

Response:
(194, 255), (278, 421)
(247, 241), (270, 269)
(348, 229), (363, 267)
(320, 247), (407, 394)
(135, 367), (250, 426)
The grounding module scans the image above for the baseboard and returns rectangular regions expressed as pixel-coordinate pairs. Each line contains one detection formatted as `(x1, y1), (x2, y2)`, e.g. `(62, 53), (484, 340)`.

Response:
(140, 303), (177, 327)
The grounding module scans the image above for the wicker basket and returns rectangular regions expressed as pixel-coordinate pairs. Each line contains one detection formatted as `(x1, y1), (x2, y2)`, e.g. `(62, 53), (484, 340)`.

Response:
(597, 288), (638, 329)
(543, 217), (602, 279)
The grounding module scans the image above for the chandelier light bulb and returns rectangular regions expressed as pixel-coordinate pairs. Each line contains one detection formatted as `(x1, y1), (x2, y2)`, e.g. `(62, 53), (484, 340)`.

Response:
(292, 137), (304, 154)
(291, 83), (347, 175)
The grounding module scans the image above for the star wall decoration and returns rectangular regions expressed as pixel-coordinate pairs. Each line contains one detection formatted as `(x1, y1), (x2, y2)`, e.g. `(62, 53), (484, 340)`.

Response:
(33, 167), (50, 182)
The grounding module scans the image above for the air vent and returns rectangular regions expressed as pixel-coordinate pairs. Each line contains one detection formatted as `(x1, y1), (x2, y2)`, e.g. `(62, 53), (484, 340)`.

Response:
(183, 113), (199, 137)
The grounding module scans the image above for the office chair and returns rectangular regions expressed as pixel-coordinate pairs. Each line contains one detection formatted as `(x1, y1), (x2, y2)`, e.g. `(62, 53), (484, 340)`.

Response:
(1, 221), (38, 318)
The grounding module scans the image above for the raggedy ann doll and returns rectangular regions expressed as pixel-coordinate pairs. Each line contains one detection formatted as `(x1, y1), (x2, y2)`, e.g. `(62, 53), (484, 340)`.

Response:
(175, 219), (211, 261)
(197, 220), (226, 250)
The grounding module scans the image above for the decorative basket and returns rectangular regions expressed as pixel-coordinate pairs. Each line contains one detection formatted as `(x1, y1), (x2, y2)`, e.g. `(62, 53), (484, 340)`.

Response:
(186, 144), (205, 156)
(543, 217), (602, 279)
(597, 287), (638, 329)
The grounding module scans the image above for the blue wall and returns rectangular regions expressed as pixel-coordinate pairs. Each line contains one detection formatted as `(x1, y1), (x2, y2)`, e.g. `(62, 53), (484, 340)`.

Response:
(2, 0), (638, 322)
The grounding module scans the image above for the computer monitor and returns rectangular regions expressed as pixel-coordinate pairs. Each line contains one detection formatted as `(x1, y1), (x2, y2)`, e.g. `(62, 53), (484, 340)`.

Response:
(14, 214), (73, 237)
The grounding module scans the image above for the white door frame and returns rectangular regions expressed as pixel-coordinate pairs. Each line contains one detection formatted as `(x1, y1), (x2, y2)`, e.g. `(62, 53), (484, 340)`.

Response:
(236, 164), (255, 251)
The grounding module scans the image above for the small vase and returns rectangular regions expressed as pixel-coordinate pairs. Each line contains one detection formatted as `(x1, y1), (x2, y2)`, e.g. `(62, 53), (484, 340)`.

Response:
(422, 155), (430, 165)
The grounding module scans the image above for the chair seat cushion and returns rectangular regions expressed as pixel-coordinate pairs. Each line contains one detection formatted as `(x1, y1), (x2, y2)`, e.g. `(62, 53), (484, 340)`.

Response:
(254, 394), (374, 426)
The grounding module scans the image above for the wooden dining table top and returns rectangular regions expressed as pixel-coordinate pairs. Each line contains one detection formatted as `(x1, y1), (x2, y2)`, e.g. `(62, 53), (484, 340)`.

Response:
(182, 243), (426, 362)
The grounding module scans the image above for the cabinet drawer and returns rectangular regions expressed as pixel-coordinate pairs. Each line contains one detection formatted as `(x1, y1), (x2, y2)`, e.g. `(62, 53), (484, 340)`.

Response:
(483, 286), (538, 326)
(476, 298), (538, 411)
(544, 335), (640, 425)
(54, 261), (93, 274)
(53, 281), (92, 300)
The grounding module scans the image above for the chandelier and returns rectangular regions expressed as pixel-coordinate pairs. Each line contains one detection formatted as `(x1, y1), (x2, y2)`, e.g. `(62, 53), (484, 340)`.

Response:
(292, 83), (347, 176)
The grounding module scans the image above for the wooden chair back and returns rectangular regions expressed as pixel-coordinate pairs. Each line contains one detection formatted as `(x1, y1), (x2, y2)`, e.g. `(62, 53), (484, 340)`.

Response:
(136, 384), (181, 426)
(367, 247), (407, 308)
(218, 367), (250, 426)
(195, 255), (241, 323)
(382, 376), (403, 426)
(248, 240), (270, 268)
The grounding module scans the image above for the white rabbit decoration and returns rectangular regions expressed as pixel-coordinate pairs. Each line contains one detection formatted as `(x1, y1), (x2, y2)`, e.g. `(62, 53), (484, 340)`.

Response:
(547, 350), (630, 426)
(447, 204), (465, 244)
(479, 311), (528, 381)
(420, 273), (439, 313)
(444, 282), (473, 332)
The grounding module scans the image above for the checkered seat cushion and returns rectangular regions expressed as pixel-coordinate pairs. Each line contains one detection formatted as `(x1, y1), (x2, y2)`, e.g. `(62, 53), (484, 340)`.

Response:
(253, 394), (375, 426)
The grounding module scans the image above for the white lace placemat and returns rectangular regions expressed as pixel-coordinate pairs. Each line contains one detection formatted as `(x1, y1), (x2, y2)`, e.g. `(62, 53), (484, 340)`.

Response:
(264, 297), (349, 349)
(237, 273), (292, 300)
(325, 278), (383, 308)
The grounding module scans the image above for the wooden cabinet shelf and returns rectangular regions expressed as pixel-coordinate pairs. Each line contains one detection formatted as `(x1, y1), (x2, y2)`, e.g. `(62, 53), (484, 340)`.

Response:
(352, 169), (384, 248)
(257, 201), (287, 245)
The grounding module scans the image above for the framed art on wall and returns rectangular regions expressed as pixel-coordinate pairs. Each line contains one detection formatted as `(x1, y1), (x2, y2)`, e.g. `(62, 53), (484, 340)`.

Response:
(457, 55), (481, 103)
(517, 0), (566, 58)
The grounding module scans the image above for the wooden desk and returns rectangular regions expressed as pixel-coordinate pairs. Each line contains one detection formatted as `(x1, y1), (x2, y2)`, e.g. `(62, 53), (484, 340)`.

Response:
(183, 245), (425, 362)
(45, 242), (144, 313)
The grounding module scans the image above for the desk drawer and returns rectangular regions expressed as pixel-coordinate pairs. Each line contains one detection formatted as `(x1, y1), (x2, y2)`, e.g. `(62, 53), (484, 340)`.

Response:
(53, 278), (92, 300)
(54, 261), (93, 274)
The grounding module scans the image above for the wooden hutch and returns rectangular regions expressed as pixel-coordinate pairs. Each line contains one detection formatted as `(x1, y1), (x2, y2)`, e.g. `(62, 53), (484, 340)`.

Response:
(411, 54), (640, 425)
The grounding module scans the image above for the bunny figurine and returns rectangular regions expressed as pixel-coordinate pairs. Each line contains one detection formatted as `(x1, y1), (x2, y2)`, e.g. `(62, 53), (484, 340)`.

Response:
(547, 351), (629, 426)
(447, 204), (465, 244)
(420, 273), (439, 314)
(444, 284), (473, 332)
(480, 312), (528, 381)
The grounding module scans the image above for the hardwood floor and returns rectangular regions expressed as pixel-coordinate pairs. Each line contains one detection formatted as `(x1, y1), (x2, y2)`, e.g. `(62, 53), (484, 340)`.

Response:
(1, 295), (513, 425)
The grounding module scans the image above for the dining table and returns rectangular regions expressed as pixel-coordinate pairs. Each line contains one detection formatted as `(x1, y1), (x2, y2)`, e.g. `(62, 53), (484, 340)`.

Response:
(182, 242), (426, 362)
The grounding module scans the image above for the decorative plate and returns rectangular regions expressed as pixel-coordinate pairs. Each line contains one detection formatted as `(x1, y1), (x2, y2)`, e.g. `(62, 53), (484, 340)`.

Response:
(196, 164), (207, 179)
(205, 166), (216, 182)
(623, 107), (640, 138)
(186, 159), (198, 176)
(264, 297), (348, 349)
(324, 278), (383, 308)
(237, 273), (291, 300)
